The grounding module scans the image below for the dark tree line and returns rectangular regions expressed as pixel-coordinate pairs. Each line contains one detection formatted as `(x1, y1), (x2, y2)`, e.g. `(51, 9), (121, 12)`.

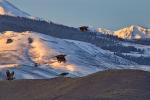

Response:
(0, 15), (122, 48)
(114, 53), (150, 65)
(0, 15), (148, 55)
(102, 45), (144, 53)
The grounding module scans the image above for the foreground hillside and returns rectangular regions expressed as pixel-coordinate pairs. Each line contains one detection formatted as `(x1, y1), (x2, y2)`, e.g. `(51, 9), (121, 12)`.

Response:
(0, 69), (150, 100)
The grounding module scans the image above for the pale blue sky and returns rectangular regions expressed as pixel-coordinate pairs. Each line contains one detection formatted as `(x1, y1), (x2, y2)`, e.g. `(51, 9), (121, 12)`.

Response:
(9, 0), (150, 30)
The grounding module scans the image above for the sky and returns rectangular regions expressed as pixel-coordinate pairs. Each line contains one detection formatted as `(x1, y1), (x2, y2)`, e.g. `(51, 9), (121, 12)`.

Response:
(9, 0), (150, 30)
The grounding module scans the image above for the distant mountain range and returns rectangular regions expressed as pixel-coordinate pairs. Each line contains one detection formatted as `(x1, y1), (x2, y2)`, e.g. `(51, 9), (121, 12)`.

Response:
(96, 25), (150, 39)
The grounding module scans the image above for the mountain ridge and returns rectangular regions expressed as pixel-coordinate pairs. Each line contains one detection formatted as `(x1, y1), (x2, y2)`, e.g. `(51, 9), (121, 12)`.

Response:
(0, 0), (34, 18)
(96, 25), (150, 39)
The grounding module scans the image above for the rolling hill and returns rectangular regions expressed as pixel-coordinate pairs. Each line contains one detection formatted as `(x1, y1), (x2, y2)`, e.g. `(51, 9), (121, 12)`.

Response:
(0, 69), (150, 100)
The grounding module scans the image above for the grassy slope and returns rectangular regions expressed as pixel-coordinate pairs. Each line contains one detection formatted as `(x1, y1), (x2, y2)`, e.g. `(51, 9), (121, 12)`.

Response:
(0, 69), (150, 100)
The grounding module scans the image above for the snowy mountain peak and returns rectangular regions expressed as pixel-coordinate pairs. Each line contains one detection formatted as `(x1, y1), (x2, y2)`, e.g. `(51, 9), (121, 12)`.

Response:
(96, 25), (150, 40)
(114, 25), (150, 39)
(129, 25), (146, 32)
(0, 0), (33, 18)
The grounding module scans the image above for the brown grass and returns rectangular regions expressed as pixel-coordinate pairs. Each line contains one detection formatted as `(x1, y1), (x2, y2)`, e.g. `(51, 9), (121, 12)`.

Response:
(0, 69), (150, 100)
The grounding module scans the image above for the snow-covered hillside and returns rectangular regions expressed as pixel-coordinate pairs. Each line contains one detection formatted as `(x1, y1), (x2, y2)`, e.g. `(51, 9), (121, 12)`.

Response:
(0, 31), (138, 79)
(0, 0), (149, 81)
(0, 0), (33, 18)
(96, 25), (150, 39)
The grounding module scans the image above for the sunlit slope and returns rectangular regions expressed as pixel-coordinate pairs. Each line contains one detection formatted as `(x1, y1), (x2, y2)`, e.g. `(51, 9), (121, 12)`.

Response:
(0, 31), (136, 79)
(0, 0), (32, 18)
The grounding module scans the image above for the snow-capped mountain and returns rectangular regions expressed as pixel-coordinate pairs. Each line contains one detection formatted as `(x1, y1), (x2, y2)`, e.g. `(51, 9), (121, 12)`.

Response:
(0, 0), (33, 18)
(0, 31), (139, 79)
(96, 25), (150, 39)
(114, 25), (150, 39)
